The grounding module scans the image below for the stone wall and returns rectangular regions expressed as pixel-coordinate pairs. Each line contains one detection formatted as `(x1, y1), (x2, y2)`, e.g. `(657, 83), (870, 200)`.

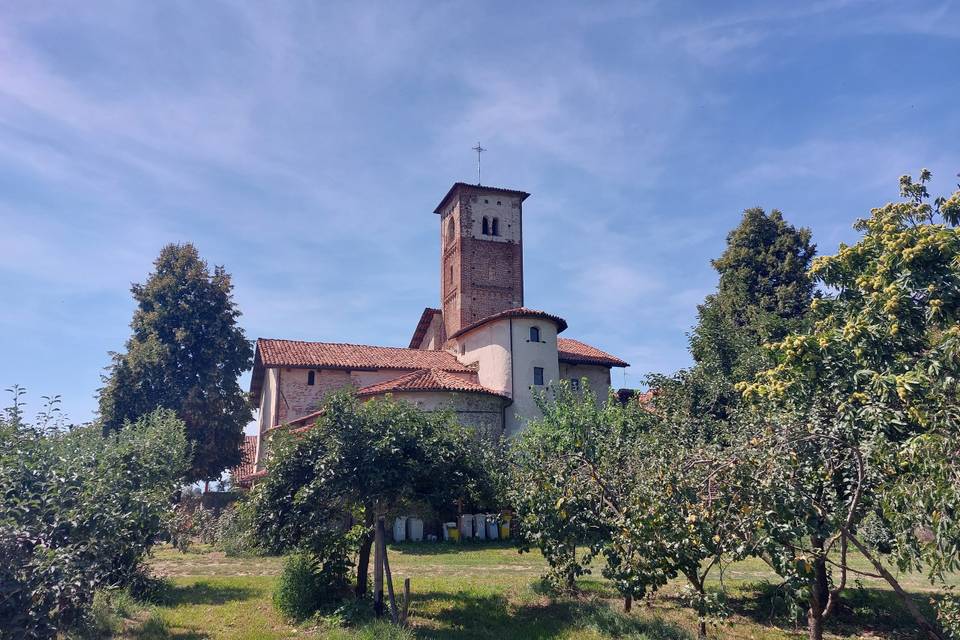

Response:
(362, 390), (505, 440)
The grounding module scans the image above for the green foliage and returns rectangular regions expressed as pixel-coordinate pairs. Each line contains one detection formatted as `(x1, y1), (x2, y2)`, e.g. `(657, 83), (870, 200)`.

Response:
(510, 382), (746, 637)
(251, 391), (498, 592)
(0, 400), (189, 640)
(98, 243), (253, 482)
(688, 208), (815, 422)
(939, 587), (960, 640)
(273, 552), (344, 621)
(214, 501), (263, 557)
(740, 170), (960, 638)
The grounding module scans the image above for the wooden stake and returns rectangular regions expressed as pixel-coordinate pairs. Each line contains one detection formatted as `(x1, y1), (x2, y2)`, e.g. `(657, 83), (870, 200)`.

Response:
(401, 577), (411, 625)
(381, 528), (399, 624)
(373, 516), (384, 617)
(624, 594), (632, 612)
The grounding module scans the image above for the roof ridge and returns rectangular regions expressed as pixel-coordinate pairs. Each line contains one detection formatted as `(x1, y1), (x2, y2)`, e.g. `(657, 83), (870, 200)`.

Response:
(258, 337), (452, 353)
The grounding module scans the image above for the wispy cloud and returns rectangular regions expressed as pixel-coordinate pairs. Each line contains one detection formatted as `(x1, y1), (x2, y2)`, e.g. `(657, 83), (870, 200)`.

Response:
(1, 1), (958, 423)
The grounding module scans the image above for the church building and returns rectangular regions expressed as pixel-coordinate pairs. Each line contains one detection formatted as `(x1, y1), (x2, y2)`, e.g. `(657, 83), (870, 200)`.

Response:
(240, 183), (628, 483)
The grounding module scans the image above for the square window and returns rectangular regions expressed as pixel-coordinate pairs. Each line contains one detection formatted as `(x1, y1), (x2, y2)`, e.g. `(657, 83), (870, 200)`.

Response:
(533, 367), (544, 386)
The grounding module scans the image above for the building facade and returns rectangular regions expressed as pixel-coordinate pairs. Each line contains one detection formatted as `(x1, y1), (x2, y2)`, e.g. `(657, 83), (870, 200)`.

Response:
(240, 183), (628, 481)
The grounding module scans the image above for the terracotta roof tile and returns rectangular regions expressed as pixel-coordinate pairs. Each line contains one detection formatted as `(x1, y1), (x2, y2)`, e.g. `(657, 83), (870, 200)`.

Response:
(450, 307), (568, 339)
(231, 435), (258, 487)
(251, 338), (471, 397)
(257, 339), (470, 370)
(357, 368), (509, 399)
(557, 338), (629, 367)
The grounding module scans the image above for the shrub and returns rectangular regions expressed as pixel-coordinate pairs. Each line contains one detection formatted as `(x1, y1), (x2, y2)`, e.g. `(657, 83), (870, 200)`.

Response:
(214, 501), (262, 556)
(0, 405), (189, 639)
(273, 553), (325, 621)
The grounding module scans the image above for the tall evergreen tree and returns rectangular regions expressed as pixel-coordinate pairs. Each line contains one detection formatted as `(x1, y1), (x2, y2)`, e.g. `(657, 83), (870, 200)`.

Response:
(682, 208), (816, 421)
(98, 243), (253, 482)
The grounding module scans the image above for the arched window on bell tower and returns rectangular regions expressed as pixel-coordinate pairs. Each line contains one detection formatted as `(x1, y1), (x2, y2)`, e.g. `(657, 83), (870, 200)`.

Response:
(482, 217), (489, 235)
(447, 216), (455, 244)
(492, 218), (500, 236)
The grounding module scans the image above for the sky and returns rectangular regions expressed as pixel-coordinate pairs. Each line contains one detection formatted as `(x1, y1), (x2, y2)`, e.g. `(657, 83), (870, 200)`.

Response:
(1, 1), (959, 429)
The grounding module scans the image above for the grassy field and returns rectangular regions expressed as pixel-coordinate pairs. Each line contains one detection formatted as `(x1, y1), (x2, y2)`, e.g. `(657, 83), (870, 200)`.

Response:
(114, 542), (956, 639)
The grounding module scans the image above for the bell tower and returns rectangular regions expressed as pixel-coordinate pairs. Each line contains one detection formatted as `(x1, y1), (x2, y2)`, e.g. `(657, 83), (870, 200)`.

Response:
(434, 183), (529, 339)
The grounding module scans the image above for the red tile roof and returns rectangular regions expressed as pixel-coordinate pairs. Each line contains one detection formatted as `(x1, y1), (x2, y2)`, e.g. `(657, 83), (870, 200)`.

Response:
(231, 435), (258, 488)
(357, 368), (509, 399)
(449, 307), (568, 340)
(250, 338), (471, 397)
(434, 182), (530, 214)
(408, 307), (442, 348)
(557, 338), (629, 368)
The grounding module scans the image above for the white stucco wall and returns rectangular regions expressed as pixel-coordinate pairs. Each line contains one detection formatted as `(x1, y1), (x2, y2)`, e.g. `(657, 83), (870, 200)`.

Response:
(559, 362), (613, 404)
(453, 318), (512, 396)
(452, 315), (564, 436)
(257, 368), (279, 433)
(506, 317), (560, 436)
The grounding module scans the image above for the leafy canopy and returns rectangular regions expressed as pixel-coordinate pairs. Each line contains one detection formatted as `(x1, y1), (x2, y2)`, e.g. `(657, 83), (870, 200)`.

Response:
(688, 208), (816, 422)
(0, 401), (189, 640)
(98, 243), (253, 482)
(251, 392), (500, 596)
(740, 170), (960, 640)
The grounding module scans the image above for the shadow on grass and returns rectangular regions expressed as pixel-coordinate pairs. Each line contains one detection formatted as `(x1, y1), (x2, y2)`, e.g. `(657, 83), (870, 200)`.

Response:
(411, 589), (690, 640)
(125, 613), (209, 640)
(730, 580), (940, 637)
(389, 539), (520, 556)
(151, 580), (259, 607)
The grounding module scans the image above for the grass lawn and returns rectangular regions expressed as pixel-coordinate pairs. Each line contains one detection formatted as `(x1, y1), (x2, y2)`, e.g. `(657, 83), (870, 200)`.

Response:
(117, 542), (956, 639)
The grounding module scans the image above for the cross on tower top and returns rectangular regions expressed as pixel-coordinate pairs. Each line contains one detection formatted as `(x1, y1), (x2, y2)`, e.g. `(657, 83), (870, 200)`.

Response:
(472, 142), (486, 185)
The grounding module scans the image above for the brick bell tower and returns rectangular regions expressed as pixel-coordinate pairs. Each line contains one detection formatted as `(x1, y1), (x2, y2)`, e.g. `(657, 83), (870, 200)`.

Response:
(434, 182), (530, 339)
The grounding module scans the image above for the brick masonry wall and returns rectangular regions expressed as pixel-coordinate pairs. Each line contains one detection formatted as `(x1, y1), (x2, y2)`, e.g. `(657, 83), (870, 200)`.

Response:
(441, 188), (524, 338)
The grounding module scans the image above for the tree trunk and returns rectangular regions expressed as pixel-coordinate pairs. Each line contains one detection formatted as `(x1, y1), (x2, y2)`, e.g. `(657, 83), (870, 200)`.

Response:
(374, 516), (385, 617)
(355, 505), (374, 597)
(624, 595), (632, 612)
(845, 531), (946, 640)
(807, 538), (829, 640)
(698, 620), (708, 640)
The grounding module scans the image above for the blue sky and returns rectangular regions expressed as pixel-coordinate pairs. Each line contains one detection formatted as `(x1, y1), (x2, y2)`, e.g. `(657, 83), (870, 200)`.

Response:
(1, 1), (958, 428)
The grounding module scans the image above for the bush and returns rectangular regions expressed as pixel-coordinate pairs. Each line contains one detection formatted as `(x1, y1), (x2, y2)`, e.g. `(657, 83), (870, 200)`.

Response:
(273, 553), (326, 621)
(858, 511), (894, 554)
(0, 406), (189, 639)
(215, 502), (262, 557)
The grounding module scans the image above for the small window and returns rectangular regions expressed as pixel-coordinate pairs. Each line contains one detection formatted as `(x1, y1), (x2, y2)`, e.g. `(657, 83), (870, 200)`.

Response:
(307, 371), (315, 386)
(492, 218), (500, 236)
(496, 200), (501, 206)
(447, 217), (455, 243)
(448, 265), (453, 284)
(529, 326), (540, 342)
(482, 217), (489, 235)
(533, 367), (544, 386)
(570, 378), (580, 391)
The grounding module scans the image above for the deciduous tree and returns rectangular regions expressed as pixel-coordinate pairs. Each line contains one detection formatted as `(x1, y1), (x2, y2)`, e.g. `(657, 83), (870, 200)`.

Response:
(740, 170), (960, 640)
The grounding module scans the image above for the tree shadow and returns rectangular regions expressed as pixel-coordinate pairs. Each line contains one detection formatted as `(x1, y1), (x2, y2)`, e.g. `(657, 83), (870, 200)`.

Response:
(410, 588), (690, 640)
(730, 580), (940, 638)
(151, 581), (258, 607)
(124, 614), (209, 640)
(389, 540), (520, 556)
